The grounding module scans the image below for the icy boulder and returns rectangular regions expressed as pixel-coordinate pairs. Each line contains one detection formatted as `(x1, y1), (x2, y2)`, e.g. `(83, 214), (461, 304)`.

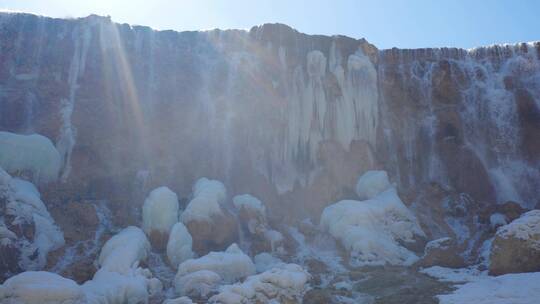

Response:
(0, 271), (86, 304)
(0, 132), (61, 183)
(174, 270), (222, 298)
(82, 267), (162, 304)
(181, 178), (227, 223)
(181, 178), (237, 254)
(320, 187), (425, 266)
(0, 168), (64, 272)
(86, 226), (161, 304)
(355, 170), (391, 200)
(175, 243), (255, 284)
(489, 210), (540, 275)
(143, 186), (180, 248)
(167, 222), (194, 269)
(97, 226), (151, 274)
(208, 263), (310, 304)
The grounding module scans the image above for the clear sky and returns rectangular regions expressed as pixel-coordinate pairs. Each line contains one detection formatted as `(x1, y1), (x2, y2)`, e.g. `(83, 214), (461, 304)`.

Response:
(0, 0), (538, 49)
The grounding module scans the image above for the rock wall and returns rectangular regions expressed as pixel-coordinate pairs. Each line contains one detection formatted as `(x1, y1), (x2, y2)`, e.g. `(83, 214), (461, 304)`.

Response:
(0, 13), (538, 220)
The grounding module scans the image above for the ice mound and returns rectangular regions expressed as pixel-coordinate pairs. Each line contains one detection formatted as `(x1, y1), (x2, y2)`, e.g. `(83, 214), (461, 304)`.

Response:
(0, 168), (64, 270)
(85, 226), (162, 303)
(208, 263), (310, 304)
(0, 131), (61, 183)
(181, 178), (227, 223)
(82, 268), (162, 304)
(167, 222), (194, 269)
(97, 226), (151, 274)
(175, 243), (255, 284)
(174, 270), (222, 298)
(143, 186), (179, 235)
(355, 170), (391, 200)
(0, 271), (85, 304)
(320, 187), (425, 266)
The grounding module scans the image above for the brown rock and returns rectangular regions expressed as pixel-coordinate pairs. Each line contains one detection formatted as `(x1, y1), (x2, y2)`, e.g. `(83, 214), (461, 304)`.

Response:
(416, 237), (466, 268)
(489, 210), (540, 275)
(184, 211), (238, 255)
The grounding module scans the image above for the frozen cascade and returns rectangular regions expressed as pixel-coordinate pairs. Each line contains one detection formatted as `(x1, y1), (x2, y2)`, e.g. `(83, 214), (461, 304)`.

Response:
(56, 24), (92, 182)
(378, 42), (540, 207)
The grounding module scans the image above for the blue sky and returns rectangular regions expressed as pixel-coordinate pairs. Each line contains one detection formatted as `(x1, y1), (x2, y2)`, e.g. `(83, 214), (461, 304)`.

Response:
(0, 0), (538, 49)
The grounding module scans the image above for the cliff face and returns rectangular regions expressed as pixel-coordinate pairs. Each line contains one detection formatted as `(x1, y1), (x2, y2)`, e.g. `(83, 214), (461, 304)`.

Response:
(0, 13), (539, 219)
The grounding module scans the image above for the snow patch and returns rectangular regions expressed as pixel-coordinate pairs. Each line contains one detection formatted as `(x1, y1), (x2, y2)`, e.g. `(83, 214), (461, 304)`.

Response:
(496, 210), (540, 249)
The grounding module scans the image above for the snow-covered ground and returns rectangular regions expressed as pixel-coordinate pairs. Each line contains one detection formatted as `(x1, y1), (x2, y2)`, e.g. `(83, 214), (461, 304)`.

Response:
(422, 266), (540, 304)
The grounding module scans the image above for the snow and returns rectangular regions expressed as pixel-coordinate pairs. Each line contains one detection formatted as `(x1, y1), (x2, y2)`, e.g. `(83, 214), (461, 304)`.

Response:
(166, 222), (194, 269)
(181, 178), (226, 223)
(489, 213), (507, 229)
(496, 210), (540, 249)
(320, 187), (425, 266)
(425, 237), (452, 251)
(175, 243), (255, 284)
(97, 226), (151, 274)
(233, 194), (266, 215)
(0, 271), (85, 304)
(174, 270), (221, 298)
(355, 170), (391, 200)
(423, 266), (540, 304)
(208, 263), (310, 304)
(0, 169), (64, 270)
(0, 131), (61, 183)
(420, 266), (485, 283)
(143, 186), (179, 235)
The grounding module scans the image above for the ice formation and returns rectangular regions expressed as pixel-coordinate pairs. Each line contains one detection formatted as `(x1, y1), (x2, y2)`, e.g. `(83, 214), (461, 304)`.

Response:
(175, 243), (255, 284)
(166, 222), (194, 269)
(181, 178), (227, 223)
(0, 168), (64, 270)
(142, 186), (180, 235)
(208, 263), (310, 304)
(0, 271), (86, 304)
(97, 226), (151, 274)
(355, 170), (391, 200)
(320, 186), (425, 266)
(174, 270), (222, 298)
(0, 132), (61, 183)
